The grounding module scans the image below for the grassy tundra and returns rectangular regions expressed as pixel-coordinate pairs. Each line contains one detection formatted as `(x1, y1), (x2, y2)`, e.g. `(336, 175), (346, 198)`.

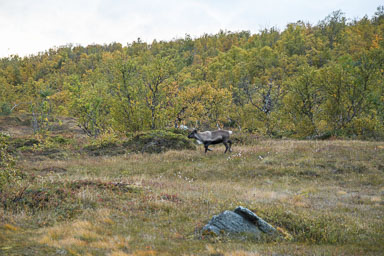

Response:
(0, 128), (384, 255)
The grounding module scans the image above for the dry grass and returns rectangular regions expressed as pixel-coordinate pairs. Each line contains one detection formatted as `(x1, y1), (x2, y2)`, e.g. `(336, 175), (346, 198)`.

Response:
(1, 139), (384, 255)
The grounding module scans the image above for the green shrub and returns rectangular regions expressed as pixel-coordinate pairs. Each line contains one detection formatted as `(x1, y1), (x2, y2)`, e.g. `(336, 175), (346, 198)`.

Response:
(123, 130), (196, 153)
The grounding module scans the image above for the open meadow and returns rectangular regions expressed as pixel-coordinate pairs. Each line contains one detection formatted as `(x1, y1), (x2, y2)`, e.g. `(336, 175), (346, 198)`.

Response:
(1, 134), (384, 255)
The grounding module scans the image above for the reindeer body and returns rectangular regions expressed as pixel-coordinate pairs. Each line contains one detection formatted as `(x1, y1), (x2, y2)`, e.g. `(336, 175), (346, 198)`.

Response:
(188, 129), (233, 153)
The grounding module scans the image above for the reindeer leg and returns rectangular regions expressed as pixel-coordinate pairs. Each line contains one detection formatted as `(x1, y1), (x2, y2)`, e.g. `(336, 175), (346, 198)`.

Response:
(223, 142), (229, 153)
(204, 144), (209, 153)
(205, 146), (213, 153)
(228, 140), (232, 152)
(204, 142), (213, 153)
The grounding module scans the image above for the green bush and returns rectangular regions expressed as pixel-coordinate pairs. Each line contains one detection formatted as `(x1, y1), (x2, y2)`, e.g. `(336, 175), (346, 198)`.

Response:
(123, 130), (196, 153)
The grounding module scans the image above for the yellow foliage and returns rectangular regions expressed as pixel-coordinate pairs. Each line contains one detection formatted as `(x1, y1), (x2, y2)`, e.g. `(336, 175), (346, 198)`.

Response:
(371, 34), (381, 49)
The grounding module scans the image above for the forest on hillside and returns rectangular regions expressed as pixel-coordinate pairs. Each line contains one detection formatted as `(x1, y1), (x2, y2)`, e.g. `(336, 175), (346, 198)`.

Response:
(1, 8), (384, 139)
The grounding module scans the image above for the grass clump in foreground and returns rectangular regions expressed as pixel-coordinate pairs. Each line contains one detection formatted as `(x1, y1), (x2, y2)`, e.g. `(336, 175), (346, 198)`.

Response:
(0, 139), (383, 255)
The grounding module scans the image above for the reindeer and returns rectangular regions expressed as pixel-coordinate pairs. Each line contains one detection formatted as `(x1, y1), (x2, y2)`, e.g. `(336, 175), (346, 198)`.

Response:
(188, 129), (233, 153)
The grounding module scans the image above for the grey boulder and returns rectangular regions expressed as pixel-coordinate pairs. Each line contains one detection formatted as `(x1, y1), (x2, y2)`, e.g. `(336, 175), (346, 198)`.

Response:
(202, 206), (277, 239)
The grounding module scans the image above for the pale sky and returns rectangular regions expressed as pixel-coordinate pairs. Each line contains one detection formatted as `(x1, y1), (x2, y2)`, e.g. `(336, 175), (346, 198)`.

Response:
(0, 0), (382, 57)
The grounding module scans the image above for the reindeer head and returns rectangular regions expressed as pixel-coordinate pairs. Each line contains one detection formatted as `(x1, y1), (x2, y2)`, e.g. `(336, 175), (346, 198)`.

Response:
(187, 129), (197, 139)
